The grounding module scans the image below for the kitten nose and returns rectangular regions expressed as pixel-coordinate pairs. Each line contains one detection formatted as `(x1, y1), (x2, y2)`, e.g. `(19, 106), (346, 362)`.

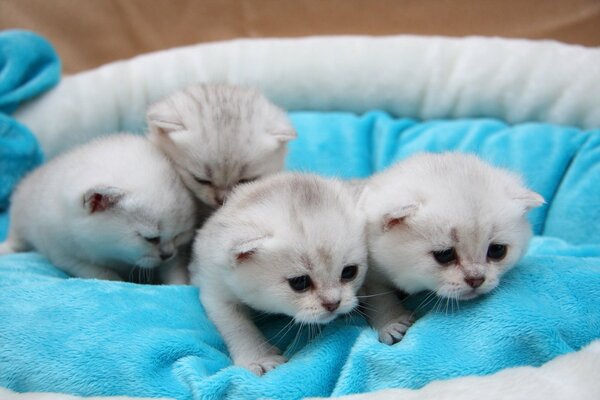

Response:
(322, 301), (341, 312)
(465, 277), (485, 288)
(214, 194), (225, 206)
(160, 252), (174, 261)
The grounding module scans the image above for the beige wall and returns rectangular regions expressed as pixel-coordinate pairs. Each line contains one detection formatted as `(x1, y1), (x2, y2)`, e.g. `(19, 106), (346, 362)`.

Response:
(1, 0), (599, 74)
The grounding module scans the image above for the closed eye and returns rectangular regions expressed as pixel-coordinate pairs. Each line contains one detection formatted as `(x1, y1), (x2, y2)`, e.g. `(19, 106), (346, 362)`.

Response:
(143, 236), (160, 245)
(193, 176), (212, 185)
(238, 177), (259, 184)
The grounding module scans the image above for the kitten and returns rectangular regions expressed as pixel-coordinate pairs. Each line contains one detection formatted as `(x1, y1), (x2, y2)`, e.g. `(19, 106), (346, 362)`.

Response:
(146, 83), (296, 212)
(361, 152), (544, 345)
(0, 134), (196, 283)
(190, 173), (367, 375)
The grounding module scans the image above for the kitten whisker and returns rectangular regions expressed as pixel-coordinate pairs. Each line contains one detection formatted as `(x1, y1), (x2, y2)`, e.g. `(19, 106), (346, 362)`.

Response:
(356, 291), (396, 299)
(414, 291), (438, 314)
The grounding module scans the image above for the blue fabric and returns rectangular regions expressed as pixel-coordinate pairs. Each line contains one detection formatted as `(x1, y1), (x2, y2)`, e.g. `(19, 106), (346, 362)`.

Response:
(1, 110), (600, 399)
(0, 30), (60, 210)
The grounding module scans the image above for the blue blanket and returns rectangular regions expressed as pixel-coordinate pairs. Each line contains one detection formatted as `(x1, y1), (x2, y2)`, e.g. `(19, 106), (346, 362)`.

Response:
(1, 107), (600, 398)
(0, 30), (60, 211)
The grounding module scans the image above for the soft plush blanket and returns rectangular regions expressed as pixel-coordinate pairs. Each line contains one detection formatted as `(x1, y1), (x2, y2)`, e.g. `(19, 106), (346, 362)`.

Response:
(0, 30), (59, 211)
(2, 34), (599, 399)
(2, 110), (600, 399)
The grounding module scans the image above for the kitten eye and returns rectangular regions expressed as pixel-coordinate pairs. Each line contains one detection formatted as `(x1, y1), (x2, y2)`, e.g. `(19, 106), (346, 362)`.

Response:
(194, 177), (212, 186)
(487, 244), (507, 261)
(238, 177), (258, 185)
(432, 248), (457, 265)
(341, 264), (358, 282)
(144, 236), (160, 245)
(288, 275), (312, 292)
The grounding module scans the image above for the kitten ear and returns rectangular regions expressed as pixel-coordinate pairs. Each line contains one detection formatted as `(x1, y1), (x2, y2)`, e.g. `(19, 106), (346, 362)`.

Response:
(83, 187), (125, 213)
(382, 205), (418, 232)
(514, 190), (545, 211)
(231, 236), (270, 264)
(271, 128), (297, 143)
(147, 104), (185, 136)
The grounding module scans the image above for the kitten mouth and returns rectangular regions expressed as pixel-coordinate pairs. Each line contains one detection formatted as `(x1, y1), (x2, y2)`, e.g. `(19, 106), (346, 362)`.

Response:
(458, 290), (480, 300)
(135, 257), (161, 269)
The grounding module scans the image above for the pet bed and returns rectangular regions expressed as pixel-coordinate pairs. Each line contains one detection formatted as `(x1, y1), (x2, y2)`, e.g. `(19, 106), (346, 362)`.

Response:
(1, 31), (600, 399)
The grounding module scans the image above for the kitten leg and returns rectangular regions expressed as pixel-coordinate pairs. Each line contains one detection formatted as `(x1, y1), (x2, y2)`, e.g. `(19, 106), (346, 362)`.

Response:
(158, 254), (190, 285)
(0, 235), (31, 255)
(202, 294), (287, 375)
(57, 259), (124, 281)
(364, 280), (414, 345)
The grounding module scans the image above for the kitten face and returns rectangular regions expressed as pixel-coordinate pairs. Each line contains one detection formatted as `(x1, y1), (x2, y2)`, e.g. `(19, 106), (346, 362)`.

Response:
(228, 235), (367, 324)
(193, 173), (368, 323)
(364, 153), (544, 300)
(147, 84), (296, 208)
(80, 185), (196, 270)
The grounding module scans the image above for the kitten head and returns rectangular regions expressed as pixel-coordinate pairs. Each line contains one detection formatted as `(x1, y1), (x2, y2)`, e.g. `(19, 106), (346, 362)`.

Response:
(195, 174), (367, 324)
(363, 153), (544, 300)
(147, 83), (296, 208)
(77, 138), (197, 270)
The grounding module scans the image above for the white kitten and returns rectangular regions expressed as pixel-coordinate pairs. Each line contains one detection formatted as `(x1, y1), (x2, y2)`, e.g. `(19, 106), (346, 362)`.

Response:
(147, 83), (296, 211)
(0, 134), (196, 283)
(361, 152), (544, 344)
(190, 173), (367, 375)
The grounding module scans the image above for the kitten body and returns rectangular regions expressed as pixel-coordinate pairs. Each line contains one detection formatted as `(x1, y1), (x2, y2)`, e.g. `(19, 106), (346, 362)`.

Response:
(361, 153), (544, 344)
(0, 134), (196, 282)
(147, 83), (296, 211)
(190, 173), (367, 375)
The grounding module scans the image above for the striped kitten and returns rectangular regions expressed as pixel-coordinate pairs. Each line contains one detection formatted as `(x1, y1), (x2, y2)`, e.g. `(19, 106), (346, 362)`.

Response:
(147, 83), (296, 211)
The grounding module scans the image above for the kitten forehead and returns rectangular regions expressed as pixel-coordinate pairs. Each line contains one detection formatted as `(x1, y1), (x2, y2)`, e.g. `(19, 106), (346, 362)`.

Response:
(215, 173), (365, 264)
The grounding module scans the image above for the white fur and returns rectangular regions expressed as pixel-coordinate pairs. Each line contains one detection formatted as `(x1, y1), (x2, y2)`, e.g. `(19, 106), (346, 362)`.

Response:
(309, 339), (600, 400)
(147, 83), (296, 209)
(361, 153), (544, 343)
(0, 134), (196, 282)
(190, 173), (367, 375)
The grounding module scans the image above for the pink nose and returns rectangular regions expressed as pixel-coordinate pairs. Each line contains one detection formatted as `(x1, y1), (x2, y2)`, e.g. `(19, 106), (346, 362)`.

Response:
(322, 301), (340, 312)
(465, 277), (485, 288)
(214, 195), (225, 206)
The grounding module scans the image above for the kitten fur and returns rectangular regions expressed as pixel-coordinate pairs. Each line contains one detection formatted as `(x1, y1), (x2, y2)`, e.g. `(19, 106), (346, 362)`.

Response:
(0, 134), (196, 283)
(190, 173), (367, 375)
(361, 152), (544, 345)
(147, 83), (296, 211)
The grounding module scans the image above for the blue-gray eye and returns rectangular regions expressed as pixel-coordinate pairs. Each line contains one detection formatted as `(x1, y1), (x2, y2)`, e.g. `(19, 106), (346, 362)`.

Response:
(487, 244), (507, 261)
(432, 248), (456, 265)
(341, 264), (358, 282)
(288, 275), (312, 292)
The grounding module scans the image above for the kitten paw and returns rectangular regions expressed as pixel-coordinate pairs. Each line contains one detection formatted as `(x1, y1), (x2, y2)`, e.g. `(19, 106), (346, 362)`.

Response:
(242, 354), (288, 376)
(378, 314), (415, 345)
(95, 269), (124, 281)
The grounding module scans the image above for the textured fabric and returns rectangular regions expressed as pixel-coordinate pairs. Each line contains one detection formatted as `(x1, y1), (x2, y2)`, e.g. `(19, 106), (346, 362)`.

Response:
(0, 30), (60, 210)
(1, 111), (599, 399)
(13, 35), (600, 158)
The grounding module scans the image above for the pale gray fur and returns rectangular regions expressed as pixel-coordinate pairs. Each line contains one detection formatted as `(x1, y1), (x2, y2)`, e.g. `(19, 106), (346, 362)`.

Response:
(190, 173), (367, 375)
(147, 83), (297, 210)
(0, 134), (196, 283)
(361, 152), (544, 344)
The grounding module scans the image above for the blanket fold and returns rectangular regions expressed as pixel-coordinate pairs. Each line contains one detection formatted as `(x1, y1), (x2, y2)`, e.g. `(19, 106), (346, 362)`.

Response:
(0, 30), (60, 210)
(1, 110), (599, 399)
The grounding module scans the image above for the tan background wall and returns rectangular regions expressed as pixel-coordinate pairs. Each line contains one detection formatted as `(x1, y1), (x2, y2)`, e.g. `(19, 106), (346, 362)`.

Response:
(1, 0), (599, 74)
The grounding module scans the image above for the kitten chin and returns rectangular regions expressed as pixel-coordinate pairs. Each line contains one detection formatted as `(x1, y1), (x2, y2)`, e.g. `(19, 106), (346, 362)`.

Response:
(0, 134), (196, 283)
(189, 173), (367, 375)
(361, 152), (544, 345)
(146, 83), (297, 210)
